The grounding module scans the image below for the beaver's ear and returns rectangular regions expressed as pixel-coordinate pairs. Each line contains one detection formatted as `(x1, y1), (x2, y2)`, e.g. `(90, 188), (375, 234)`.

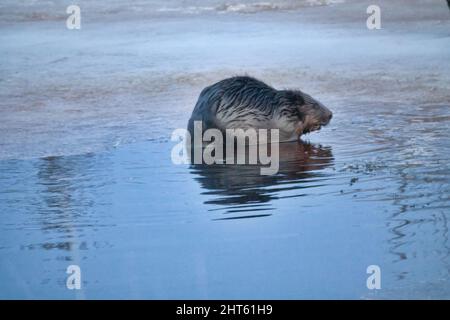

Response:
(296, 92), (306, 106)
(284, 90), (305, 106)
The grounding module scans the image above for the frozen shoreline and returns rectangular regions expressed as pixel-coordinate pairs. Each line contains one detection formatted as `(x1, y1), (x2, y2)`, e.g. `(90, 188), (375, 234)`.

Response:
(1, 0), (449, 160)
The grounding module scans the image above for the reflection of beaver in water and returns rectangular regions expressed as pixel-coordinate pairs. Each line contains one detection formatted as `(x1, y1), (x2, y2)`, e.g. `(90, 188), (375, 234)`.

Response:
(190, 142), (334, 210)
(188, 76), (332, 142)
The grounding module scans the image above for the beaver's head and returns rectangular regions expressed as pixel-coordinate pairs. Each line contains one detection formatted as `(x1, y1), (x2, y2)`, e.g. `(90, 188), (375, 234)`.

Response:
(276, 90), (332, 140)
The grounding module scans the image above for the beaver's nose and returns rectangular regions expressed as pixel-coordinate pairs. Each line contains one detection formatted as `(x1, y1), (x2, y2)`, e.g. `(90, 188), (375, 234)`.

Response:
(322, 112), (332, 125)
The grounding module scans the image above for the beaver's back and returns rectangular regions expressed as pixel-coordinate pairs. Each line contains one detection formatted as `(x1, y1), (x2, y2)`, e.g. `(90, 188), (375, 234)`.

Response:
(188, 76), (278, 134)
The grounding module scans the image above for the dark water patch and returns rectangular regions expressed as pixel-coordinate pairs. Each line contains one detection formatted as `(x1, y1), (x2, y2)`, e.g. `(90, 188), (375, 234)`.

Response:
(191, 142), (334, 215)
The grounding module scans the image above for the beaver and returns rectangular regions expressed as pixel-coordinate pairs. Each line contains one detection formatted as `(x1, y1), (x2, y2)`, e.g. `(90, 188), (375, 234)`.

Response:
(188, 76), (332, 142)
